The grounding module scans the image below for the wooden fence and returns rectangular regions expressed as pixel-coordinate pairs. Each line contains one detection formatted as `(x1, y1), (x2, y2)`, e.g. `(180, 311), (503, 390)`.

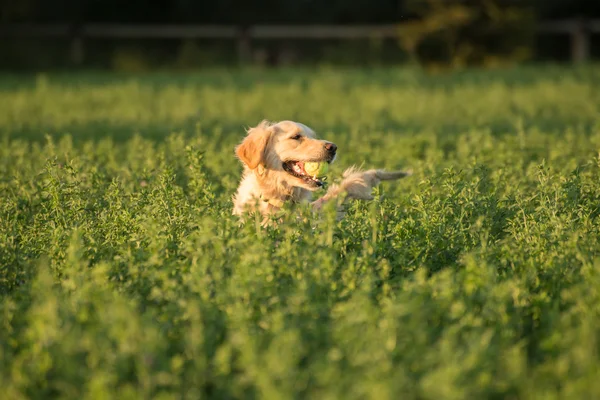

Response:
(1, 19), (598, 65)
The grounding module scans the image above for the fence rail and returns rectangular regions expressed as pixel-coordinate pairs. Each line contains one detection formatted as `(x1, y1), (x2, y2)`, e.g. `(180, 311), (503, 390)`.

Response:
(1, 20), (598, 64)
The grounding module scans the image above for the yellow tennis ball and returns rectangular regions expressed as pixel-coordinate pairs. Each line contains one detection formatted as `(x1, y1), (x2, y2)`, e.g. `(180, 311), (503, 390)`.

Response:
(304, 161), (329, 177)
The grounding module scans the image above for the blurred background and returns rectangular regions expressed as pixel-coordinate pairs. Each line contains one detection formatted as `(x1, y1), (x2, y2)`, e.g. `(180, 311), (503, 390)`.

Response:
(0, 0), (599, 71)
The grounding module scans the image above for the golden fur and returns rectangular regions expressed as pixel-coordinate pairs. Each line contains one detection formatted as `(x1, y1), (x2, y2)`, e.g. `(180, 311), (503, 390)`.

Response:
(232, 120), (411, 221)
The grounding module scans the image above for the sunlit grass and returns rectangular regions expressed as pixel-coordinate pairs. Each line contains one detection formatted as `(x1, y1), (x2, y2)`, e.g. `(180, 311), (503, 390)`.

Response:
(1, 66), (600, 398)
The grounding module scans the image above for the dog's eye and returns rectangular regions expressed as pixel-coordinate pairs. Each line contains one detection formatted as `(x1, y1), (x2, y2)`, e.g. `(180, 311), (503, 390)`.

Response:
(290, 134), (302, 140)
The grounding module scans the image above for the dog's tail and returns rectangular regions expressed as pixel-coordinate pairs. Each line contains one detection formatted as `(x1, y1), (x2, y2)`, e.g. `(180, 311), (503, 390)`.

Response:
(313, 167), (412, 209)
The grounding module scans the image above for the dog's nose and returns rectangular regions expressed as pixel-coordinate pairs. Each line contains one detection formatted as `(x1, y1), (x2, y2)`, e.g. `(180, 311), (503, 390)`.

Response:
(325, 142), (337, 154)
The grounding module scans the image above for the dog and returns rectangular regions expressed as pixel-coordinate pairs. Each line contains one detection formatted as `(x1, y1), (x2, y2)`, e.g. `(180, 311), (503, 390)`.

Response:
(232, 120), (411, 222)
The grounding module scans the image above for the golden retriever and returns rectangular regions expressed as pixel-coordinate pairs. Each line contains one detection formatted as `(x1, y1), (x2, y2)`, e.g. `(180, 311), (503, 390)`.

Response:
(233, 120), (411, 221)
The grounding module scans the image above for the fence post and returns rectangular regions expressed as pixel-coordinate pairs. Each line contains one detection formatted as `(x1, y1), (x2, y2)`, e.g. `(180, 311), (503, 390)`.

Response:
(69, 24), (84, 66)
(237, 26), (252, 65)
(571, 17), (590, 63)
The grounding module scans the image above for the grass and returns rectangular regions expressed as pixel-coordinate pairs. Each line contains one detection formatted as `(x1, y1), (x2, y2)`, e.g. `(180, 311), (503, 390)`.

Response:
(1, 65), (600, 399)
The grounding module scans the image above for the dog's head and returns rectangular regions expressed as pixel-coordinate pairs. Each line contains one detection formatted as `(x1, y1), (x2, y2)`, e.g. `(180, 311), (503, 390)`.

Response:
(235, 120), (337, 190)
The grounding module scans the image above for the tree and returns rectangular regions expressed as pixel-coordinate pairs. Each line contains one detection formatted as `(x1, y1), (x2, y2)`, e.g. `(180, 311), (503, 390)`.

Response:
(397, 0), (535, 68)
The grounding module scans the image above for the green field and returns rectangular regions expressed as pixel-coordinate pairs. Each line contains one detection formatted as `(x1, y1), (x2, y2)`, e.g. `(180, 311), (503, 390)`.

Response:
(2, 66), (600, 399)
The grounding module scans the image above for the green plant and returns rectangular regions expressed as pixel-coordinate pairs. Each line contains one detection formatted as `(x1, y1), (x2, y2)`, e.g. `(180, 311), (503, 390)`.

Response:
(1, 66), (600, 398)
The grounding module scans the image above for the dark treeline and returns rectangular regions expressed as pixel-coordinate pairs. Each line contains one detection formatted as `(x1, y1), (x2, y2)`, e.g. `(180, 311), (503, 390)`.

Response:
(1, 0), (599, 70)
(1, 0), (599, 24)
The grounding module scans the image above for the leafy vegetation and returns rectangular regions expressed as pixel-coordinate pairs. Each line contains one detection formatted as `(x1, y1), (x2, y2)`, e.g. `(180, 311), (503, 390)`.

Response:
(1, 66), (600, 399)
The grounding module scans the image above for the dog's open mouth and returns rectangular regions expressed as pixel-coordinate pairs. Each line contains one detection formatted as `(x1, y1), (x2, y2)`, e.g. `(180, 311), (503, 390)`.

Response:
(282, 161), (329, 187)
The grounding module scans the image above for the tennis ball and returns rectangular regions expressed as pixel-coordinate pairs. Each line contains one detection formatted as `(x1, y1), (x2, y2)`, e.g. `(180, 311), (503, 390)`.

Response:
(304, 161), (329, 177)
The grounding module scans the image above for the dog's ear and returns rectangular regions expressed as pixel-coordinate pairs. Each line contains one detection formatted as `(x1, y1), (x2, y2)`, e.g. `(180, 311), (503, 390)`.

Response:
(235, 120), (273, 170)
